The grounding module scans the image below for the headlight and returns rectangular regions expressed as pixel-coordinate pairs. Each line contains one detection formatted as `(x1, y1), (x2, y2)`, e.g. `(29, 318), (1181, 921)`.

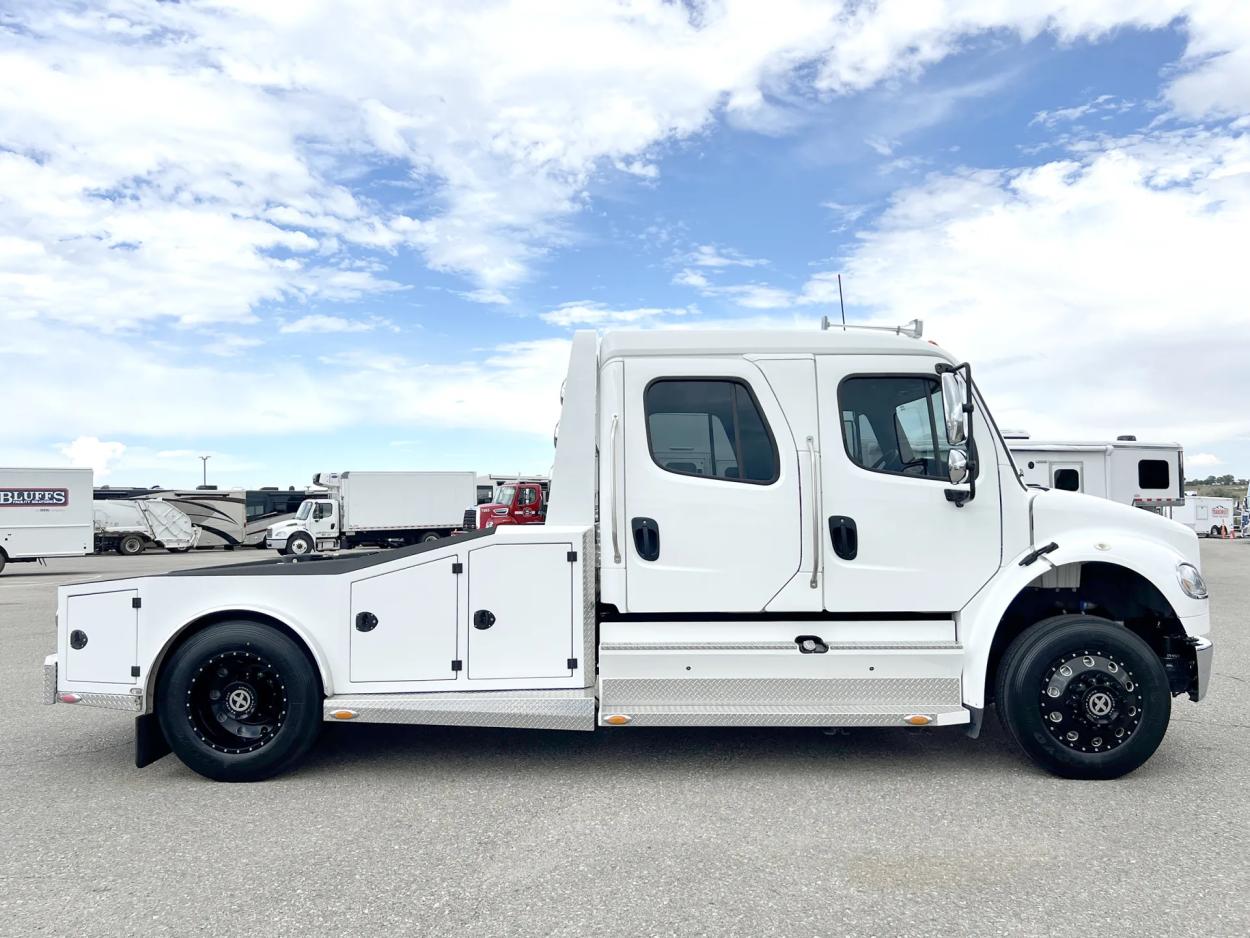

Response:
(1177, 562), (1208, 599)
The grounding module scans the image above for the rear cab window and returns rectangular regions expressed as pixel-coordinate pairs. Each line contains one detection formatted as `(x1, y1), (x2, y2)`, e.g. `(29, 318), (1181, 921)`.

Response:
(644, 379), (779, 484)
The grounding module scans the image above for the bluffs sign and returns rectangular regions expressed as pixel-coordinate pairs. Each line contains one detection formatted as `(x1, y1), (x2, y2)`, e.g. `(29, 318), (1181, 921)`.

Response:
(0, 488), (71, 508)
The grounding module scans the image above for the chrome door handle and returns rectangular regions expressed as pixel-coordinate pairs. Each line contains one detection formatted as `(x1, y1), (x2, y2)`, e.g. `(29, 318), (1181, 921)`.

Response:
(610, 414), (621, 564)
(808, 437), (819, 589)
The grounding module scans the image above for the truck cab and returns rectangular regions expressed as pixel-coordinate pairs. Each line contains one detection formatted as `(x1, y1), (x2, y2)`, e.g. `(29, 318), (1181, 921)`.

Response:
(45, 326), (1213, 783)
(267, 498), (337, 555)
(474, 480), (547, 529)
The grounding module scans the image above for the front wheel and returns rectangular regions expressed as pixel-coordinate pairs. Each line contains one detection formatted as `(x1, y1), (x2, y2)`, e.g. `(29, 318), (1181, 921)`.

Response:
(420, 532), (441, 543)
(995, 615), (1171, 780)
(286, 533), (314, 556)
(156, 621), (322, 781)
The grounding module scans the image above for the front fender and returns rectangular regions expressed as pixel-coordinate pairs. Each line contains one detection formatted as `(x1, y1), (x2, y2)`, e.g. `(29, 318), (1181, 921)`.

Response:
(959, 533), (1207, 709)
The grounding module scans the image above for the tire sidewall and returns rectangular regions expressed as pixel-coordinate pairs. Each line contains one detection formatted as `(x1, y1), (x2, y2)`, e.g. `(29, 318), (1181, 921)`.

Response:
(998, 616), (1171, 780)
(157, 622), (322, 782)
(288, 534), (313, 555)
(120, 535), (144, 555)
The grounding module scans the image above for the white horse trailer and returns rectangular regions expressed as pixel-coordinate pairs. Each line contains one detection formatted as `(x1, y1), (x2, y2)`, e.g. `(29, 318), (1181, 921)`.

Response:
(44, 329), (1212, 783)
(0, 468), (93, 574)
(1165, 496), (1236, 538)
(1006, 438), (1184, 510)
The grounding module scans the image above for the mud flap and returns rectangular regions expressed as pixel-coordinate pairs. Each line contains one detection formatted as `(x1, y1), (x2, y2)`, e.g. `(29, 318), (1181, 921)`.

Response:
(135, 712), (171, 768)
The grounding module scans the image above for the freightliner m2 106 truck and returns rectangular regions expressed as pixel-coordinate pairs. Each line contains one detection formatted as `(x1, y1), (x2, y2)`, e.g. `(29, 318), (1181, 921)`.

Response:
(44, 328), (1213, 781)
(266, 471), (476, 554)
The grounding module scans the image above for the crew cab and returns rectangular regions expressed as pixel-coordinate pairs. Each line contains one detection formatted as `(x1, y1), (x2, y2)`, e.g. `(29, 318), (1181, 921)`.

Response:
(44, 326), (1213, 782)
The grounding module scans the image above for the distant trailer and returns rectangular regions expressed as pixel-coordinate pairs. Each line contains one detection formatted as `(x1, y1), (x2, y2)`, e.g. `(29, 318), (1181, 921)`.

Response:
(1006, 436), (1184, 510)
(1165, 496), (1236, 538)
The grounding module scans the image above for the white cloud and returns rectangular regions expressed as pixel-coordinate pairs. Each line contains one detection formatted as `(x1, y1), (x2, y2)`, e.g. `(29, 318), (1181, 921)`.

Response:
(1186, 453), (1223, 468)
(279, 314), (385, 334)
(686, 244), (768, 268)
(803, 125), (1250, 447)
(456, 289), (512, 306)
(1030, 94), (1136, 128)
(55, 436), (126, 480)
(540, 302), (694, 328)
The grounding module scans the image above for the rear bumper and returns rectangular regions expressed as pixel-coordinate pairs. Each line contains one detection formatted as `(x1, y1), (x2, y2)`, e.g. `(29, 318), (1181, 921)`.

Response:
(42, 655), (143, 712)
(1193, 637), (1213, 702)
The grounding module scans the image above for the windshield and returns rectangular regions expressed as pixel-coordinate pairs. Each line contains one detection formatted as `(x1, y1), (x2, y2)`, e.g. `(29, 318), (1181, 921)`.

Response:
(493, 485), (516, 506)
(296, 500), (314, 520)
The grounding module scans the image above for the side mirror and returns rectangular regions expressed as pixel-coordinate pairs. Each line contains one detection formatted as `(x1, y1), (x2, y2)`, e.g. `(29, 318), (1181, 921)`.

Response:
(941, 371), (968, 445)
(948, 448), (969, 485)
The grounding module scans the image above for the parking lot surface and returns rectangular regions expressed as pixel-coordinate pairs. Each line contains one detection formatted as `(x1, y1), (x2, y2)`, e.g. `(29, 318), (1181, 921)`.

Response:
(2, 543), (1247, 937)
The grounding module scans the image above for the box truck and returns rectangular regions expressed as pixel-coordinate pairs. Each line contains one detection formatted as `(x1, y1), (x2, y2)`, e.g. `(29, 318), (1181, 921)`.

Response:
(0, 468), (93, 574)
(265, 471), (476, 555)
(44, 328), (1212, 783)
(1006, 437), (1184, 509)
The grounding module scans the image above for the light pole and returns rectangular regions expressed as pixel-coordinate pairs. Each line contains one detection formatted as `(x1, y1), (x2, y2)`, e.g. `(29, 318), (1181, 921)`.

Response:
(199, 455), (211, 487)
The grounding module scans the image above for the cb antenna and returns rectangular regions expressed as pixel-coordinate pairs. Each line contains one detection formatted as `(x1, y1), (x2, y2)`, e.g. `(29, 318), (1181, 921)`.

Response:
(837, 273), (847, 330)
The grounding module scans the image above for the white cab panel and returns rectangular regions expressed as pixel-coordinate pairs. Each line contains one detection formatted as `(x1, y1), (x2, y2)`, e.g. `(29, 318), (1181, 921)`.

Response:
(65, 589), (137, 684)
(349, 555), (459, 683)
(468, 542), (574, 681)
(621, 356), (803, 613)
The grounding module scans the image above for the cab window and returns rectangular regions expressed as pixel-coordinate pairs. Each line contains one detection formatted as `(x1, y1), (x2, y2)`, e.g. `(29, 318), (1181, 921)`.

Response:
(839, 376), (951, 481)
(645, 379), (778, 484)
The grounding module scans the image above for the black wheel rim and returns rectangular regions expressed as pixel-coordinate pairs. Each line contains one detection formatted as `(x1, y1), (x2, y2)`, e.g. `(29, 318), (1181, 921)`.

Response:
(186, 650), (288, 754)
(1039, 649), (1143, 754)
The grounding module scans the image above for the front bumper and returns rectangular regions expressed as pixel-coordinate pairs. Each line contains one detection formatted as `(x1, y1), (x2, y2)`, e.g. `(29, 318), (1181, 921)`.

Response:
(1193, 637), (1213, 702)
(42, 655), (143, 712)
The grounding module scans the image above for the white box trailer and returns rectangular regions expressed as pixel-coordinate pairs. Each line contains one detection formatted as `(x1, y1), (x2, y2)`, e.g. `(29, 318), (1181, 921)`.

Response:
(1164, 496), (1236, 538)
(0, 468), (93, 574)
(1006, 438), (1184, 509)
(93, 499), (201, 555)
(266, 471), (476, 554)
(45, 328), (1213, 784)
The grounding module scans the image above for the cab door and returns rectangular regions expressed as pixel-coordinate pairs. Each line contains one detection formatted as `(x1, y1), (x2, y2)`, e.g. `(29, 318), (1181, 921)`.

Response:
(816, 356), (1002, 613)
(622, 357), (803, 612)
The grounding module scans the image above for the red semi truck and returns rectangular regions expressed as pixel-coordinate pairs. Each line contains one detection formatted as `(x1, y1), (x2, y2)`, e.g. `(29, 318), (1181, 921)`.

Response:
(468, 479), (549, 529)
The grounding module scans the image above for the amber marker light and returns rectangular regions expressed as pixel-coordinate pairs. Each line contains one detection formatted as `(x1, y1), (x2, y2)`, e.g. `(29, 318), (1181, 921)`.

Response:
(330, 709), (357, 720)
(904, 714), (932, 725)
(58, 693), (82, 703)
(604, 714), (632, 725)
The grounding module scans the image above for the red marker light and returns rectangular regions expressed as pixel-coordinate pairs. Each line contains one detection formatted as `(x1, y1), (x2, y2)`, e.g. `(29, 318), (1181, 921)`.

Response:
(58, 693), (82, 703)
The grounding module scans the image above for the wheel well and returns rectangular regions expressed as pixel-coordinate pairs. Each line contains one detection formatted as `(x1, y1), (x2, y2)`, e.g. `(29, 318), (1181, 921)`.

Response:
(146, 610), (326, 704)
(985, 561), (1189, 703)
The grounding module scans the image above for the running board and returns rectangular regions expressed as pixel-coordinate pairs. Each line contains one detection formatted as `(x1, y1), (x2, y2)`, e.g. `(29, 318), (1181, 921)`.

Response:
(322, 687), (596, 731)
(598, 704), (970, 727)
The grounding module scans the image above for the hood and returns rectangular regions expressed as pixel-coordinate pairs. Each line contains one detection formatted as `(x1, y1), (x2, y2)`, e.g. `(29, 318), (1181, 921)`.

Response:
(268, 519), (301, 534)
(1030, 488), (1200, 566)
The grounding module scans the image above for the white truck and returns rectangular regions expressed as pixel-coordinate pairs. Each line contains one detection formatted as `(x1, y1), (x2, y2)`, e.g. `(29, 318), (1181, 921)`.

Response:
(265, 471), (476, 555)
(1, 468), (93, 575)
(1006, 436), (1184, 510)
(1164, 495), (1236, 538)
(43, 328), (1213, 783)
(93, 499), (201, 555)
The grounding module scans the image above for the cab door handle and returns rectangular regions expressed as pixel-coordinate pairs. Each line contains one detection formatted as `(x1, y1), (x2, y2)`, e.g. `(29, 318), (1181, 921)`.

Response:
(828, 516), (858, 561)
(631, 517), (660, 561)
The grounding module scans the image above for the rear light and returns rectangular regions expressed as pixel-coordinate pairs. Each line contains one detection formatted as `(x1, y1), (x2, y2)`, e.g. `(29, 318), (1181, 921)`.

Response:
(58, 693), (82, 704)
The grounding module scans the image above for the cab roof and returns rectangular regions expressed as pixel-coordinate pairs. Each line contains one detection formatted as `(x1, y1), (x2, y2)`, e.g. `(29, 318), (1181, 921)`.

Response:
(596, 328), (957, 363)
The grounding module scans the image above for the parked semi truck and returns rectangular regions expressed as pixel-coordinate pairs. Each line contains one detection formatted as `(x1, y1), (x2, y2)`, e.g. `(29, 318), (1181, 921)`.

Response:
(266, 471), (476, 555)
(1, 468), (93, 574)
(93, 499), (200, 555)
(1006, 436), (1184, 510)
(44, 328), (1212, 783)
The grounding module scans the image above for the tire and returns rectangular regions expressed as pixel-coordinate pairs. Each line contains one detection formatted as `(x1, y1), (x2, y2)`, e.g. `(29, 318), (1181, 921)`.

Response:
(1209, 525), (1220, 538)
(166, 546), (191, 554)
(156, 621), (322, 782)
(421, 532), (441, 543)
(286, 533), (314, 556)
(118, 534), (145, 556)
(0, 551), (6, 575)
(995, 615), (1170, 780)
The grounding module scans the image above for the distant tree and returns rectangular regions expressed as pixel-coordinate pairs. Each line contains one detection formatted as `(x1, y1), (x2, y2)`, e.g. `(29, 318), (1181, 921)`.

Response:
(1203, 475), (1216, 484)
(1217, 474), (1236, 485)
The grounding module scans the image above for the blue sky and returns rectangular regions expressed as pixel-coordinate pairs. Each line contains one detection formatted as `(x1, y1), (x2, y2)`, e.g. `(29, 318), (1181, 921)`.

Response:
(2, 2), (1248, 488)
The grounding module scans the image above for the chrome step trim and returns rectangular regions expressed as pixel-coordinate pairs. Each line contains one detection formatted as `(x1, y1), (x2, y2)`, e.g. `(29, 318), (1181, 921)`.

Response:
(323, 687), (596, 731)
(599, 704), (969, 727)
(600, 641), (963, 652)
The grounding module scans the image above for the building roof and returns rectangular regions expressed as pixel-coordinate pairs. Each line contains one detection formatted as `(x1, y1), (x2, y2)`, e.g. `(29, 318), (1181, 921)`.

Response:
(596, 327), (958, 363)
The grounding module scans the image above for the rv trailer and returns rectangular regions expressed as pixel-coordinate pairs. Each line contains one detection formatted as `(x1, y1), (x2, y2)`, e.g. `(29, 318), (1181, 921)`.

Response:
(1006, 436), (1184, 510)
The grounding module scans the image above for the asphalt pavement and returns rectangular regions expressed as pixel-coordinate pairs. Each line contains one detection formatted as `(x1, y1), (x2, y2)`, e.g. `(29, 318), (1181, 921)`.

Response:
(2, 542), (1247, 937)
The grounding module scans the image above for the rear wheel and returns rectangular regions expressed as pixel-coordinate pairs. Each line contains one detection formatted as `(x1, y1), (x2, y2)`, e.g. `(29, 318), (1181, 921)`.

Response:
(156, 621), (321, 781)
(1209, 525), (1221, 538)
(118, 534), (145, 555)
(421, 531), (441, 543)
(995, 615), (1170, 779)
(0, 550), (6, 575)
(286, 533), (314, 556)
